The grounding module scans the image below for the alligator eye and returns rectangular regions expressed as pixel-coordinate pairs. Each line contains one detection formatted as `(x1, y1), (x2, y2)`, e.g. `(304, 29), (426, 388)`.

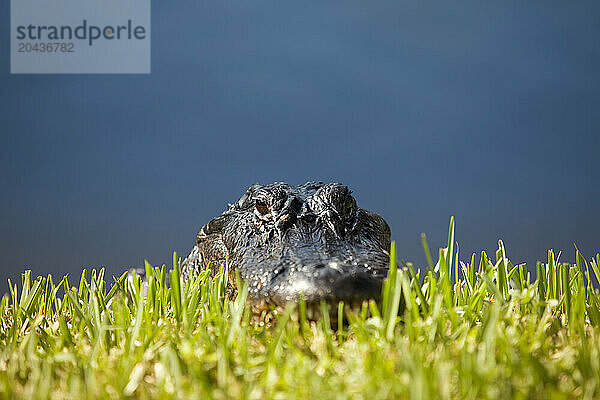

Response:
(343, 196), (357, 219)
(255, 200), (269, 215)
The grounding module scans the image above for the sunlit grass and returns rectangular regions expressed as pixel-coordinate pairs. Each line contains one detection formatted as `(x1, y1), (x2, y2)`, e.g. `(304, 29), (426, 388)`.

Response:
(1, 217), (599, 399)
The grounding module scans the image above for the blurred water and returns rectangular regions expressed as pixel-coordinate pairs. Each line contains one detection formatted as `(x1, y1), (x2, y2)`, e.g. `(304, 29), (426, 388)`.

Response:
(1, 0), (599, 293)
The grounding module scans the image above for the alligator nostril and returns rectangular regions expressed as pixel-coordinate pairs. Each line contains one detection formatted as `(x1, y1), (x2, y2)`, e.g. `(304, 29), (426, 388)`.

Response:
(272, 265), (286, 278)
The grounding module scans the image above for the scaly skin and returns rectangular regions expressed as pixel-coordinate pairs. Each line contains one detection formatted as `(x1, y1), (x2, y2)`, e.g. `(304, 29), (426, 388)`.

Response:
(182, 182), (391, 310)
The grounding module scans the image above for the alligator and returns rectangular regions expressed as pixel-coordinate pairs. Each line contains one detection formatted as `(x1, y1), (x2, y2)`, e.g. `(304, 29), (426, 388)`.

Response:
(181, 181), (391, 314)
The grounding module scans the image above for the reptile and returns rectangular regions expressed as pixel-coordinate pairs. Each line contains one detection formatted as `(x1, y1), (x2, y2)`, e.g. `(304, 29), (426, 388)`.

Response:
(181, 181), (391, 314)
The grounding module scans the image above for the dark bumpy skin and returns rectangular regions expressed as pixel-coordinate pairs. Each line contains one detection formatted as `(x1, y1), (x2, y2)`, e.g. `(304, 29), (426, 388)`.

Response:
(182, 182), (391, 310)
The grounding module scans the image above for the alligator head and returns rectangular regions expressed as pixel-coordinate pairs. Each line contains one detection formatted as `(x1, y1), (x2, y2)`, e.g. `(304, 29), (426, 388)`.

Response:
(182, 181), (391, 311)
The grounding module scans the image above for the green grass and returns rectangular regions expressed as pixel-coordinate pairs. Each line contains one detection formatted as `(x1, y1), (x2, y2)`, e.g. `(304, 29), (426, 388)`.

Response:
(1, 217), (600, 399)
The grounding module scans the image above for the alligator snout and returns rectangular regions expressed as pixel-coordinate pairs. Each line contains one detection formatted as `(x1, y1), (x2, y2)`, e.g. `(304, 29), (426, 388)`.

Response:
(266, 261), (385, 306)
(182, 181), (391, 311)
